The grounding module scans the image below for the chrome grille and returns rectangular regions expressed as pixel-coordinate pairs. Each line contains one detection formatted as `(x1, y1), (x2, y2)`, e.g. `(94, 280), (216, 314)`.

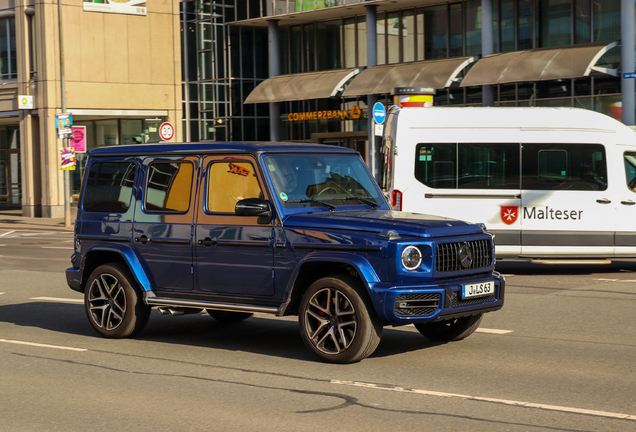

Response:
(394, 293), (441, 317)
(436, 239), (492, 273)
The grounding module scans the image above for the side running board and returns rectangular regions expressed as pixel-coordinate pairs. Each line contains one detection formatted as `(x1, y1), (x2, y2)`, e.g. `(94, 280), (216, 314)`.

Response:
(144, 294), (279, 315)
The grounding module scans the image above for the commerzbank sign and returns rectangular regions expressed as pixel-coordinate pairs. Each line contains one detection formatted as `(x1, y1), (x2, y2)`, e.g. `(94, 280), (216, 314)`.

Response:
(287, 106), (362, 122)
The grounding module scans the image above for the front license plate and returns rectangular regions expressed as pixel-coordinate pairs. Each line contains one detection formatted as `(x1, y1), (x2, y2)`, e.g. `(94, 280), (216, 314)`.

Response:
(462, 281), (495, 299)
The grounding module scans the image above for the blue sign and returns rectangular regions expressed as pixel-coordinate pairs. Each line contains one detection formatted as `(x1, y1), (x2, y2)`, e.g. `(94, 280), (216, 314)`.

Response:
(623, 72), (636, 79)
(373, 102), (386, 124)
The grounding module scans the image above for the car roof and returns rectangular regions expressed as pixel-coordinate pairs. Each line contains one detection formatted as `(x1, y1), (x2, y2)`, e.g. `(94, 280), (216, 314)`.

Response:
(88, 141), (358, 157)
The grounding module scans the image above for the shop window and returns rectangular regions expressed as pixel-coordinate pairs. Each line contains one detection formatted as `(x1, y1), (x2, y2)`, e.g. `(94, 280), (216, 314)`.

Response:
(145, 162), (193, 213)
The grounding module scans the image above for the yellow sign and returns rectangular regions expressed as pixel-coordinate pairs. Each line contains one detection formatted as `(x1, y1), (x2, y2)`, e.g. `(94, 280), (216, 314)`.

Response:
(18, 95), (33, 110)
(287, 106), (362, 122)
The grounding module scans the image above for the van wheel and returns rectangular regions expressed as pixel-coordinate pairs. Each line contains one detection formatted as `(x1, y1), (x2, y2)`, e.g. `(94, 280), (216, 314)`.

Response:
(414, 314), (483, 342)
(299, 276), (382, 364)
(84, 263), (150, 338)
(206, 310), (253, 322)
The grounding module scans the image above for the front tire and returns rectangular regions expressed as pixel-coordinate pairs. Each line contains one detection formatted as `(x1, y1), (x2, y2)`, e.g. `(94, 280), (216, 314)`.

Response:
(84, 263), (150, 338)
(414, 314), (483, 342)
(299, 276), (382, 364)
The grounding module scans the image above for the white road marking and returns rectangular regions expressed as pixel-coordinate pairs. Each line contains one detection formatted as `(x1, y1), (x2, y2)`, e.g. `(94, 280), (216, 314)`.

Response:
(41, 246), (74, 250)
(331, 380), (636, 421)
(0, 339), (87, 352)
(30, 297), (83, 304)
(0, 230), (15, 237)
(0, 292), (5, 295)
(595, 278), (636, 283)
(476, 328), (513, 335)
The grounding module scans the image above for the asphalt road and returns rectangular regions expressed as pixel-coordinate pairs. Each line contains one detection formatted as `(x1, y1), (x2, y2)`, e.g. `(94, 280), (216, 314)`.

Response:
(1, 229), (635, 431)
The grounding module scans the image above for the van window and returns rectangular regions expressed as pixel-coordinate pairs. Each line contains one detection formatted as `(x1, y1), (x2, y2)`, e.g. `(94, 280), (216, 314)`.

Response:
(83, 162), (135, 213)
(145, 162), (193, 213)
(414, 143), (520, 189)
(207, 160), (263, 213)
(625, 152), (636, 192)
(522, 144), (607, 190)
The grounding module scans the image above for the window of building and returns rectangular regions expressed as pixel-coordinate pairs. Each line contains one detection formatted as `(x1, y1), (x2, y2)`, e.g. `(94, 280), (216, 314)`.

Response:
(419, 5), (448, 59)
(449, 3), (463, 57)
(403, 10), (416, 62)
(82, 162), (136, 213)
(522, 143), (607, 190)
(27, 13), (36, 78)
(414, 143), (520, 189)
(0, 17), (16, 80)
(537, 0), (572, 47)
(145, 162), (193, 213)
(206, 160), (262, 213)
(465, 0), (481, 56)
(500, 0), (515, 52)
(316, 20), (341, 71)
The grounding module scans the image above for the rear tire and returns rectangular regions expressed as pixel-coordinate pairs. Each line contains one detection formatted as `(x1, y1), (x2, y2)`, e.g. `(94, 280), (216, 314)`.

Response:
(84, 263), (150, 338)
(206, 310), (253, 323)
(414, 314), (483, 342)
(299, 276), (382, 364)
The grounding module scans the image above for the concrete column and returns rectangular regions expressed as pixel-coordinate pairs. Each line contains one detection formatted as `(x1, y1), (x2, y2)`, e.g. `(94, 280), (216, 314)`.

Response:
(481, 0), (494, 106)
(366, 5), (378, 178)
(622, 0), (635, 125)
(268, 20), (280, 141)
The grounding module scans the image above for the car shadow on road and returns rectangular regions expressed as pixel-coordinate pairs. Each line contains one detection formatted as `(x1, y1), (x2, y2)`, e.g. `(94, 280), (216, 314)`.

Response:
(0, 302), (443, 362)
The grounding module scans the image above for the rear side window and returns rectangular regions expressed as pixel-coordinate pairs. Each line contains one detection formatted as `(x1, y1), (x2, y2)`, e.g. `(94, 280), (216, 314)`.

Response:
(522, 144), (607, 190)
(625, 152), (636, 192)
(414, 143), (520, 189)
(145, 162), (193, 213)
(207, 160), (263, 213)
(83, 162), (135, 213)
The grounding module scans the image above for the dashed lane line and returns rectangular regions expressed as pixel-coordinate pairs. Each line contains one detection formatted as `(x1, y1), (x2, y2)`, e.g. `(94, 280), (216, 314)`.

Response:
(0, 230), (15, 237)
(0, 339), (87, 352)
(41, 246), (74, 250)
(331, 380), (636, 421)
(30, 297), (83, 304)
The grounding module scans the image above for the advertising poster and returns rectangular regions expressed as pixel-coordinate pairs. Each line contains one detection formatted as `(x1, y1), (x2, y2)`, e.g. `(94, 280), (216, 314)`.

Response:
(83, 0), (147, 16)
(70, 126), (87, 153)
(55, 113), (73, 139)
(60, 147), (77, 171)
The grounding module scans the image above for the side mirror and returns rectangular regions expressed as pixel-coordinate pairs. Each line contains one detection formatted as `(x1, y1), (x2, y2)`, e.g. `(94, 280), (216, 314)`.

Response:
(235, 198), (273, 224)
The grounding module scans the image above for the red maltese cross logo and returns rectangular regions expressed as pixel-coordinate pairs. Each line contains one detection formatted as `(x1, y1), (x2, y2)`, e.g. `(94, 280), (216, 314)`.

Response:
(501, 206), (519, 225)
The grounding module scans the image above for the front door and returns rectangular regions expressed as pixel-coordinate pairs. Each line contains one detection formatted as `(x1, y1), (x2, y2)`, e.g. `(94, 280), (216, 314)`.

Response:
(615, 149), (636, 256)
(194, 155), (274, 297)
(132, 156), (198, 291)
(0, 127), (20, 207)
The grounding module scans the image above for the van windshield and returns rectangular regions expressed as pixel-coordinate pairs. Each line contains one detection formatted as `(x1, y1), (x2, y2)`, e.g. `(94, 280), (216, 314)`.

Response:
(264, 154), (385, 209)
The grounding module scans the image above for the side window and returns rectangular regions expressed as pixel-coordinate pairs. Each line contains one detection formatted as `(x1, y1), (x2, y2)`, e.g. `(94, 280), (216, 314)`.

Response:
(414, 143), (520, 189)
(625, 152), (636, 192)
(83, 162), (135, 213)
(145, 162), (193, 213)
(522, 144), (607, 191)
(207, 160), (263, 213)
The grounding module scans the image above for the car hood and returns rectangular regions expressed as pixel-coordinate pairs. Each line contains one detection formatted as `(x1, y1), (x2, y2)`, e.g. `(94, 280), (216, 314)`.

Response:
(282, 209), (484, 238)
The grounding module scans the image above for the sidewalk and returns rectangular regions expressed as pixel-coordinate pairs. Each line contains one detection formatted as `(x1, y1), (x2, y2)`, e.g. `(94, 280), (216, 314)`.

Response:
(0, 209), (74, 232)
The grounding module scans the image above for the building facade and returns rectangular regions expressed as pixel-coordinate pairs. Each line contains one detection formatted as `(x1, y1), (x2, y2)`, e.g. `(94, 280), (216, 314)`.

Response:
(180, 0), (632, 176)
(1, 0), (181, 217)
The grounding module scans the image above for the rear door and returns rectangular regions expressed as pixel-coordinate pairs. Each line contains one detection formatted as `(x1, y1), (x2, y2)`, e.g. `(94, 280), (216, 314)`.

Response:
(132, 156), (198, 291)
(520, 143), (614, 257)
(194, 155), (275, 297)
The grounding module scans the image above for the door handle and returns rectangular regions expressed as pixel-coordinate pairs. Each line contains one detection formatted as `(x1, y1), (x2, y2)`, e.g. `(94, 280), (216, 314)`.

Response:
(198, 237), (216, 247)
(596, 198), (611, 204)
(621, 200), (636, 206)
(134, 235), (150, 244)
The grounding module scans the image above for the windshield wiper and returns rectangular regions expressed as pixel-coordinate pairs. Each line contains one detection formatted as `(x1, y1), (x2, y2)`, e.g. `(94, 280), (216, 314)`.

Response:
(286, 199), (336, 211)
(344, 196), (379, 208)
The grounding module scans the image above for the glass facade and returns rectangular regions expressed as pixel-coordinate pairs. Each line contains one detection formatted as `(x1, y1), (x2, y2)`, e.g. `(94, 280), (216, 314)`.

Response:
(180, 0), (627, 144)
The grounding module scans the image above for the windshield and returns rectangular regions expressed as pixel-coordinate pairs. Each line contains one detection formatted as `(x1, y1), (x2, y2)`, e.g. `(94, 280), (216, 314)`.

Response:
(264, 153), (385, 209)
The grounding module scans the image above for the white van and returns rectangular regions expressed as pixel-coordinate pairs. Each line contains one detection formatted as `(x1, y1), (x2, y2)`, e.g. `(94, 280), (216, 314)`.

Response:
(380, 107), (636, 259)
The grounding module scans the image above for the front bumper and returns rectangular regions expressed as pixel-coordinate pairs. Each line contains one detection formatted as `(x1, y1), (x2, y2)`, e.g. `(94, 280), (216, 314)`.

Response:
(369, 272), (505, 324)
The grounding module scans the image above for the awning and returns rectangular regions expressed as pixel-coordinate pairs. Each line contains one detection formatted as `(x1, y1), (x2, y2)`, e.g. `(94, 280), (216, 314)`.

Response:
(244, 68), (362, 103)
(460, 42), (619, 87)
(342, 56), (477, 96)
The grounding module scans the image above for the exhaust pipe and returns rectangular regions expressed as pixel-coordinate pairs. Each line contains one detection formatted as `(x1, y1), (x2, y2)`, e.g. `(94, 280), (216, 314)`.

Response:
(157, 307), (202, 316)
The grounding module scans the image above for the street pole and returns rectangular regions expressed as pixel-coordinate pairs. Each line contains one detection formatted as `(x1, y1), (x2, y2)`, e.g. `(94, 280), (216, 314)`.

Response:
(58, 0), (71, 227)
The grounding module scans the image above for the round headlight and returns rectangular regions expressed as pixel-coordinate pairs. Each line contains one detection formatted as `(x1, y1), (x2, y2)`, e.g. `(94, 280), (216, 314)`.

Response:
(401, 245), (422, 271)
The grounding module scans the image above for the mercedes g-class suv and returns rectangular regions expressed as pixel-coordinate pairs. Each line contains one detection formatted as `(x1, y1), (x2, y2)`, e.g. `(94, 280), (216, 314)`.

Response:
(66, 142), (505, 363)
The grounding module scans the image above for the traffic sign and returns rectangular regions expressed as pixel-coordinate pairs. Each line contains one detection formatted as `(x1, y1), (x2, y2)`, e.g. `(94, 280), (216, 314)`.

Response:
(623, 72), (636, 79)
(373, 102), (386, 125)
(159, 122), (174, 141)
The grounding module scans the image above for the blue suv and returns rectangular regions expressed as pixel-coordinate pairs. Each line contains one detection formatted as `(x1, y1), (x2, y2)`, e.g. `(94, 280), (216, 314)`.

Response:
(66, 142), (505, 363)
